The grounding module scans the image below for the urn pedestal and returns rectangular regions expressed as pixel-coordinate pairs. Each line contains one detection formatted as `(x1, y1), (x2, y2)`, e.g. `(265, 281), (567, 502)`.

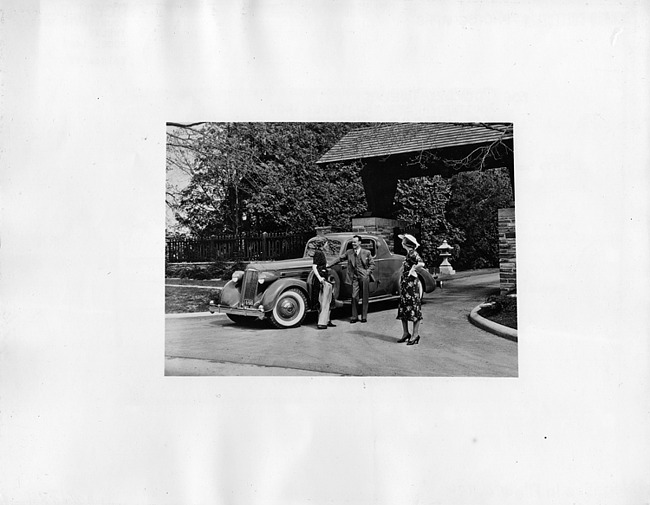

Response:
(437, 240), (455, 275)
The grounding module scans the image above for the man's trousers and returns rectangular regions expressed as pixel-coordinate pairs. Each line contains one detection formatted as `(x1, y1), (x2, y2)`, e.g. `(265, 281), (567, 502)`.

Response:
(351, 275), (369, 319)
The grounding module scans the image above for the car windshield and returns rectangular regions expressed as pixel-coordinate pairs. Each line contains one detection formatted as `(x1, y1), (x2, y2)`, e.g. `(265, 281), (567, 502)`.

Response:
(304, 237), (342, 257)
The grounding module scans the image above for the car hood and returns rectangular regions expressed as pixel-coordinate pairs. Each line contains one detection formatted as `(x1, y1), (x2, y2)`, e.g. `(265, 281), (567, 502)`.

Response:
(247, 257), (314, 272)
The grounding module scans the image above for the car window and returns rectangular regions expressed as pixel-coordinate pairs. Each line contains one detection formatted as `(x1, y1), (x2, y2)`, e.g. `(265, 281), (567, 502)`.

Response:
(304, 238), (342, 257)
(345, 238), (377, 257)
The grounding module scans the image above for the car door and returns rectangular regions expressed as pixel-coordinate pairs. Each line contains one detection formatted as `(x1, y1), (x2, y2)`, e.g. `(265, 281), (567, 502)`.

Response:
(372, 237), (400, 296)
(329, 240), (351, 300)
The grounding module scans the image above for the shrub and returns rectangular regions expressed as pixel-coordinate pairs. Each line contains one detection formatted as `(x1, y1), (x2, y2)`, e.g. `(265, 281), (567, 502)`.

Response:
(222, 260), (248, 280)
(446, 168), (513, 271)
(195, 262), (226, 280)
(208, 289), (222, 305)
(165, 260), (249, 280)
(165, 261), (178, 278)
(170, 261), (222, 280)
(479, 292), (518, 329)
(484, 293), (517, 313)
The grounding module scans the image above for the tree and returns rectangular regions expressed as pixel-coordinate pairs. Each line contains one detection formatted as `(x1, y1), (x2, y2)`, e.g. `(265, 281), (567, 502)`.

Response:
(167, 122), (514, 269)
(170, 123), (369, 236)
(445, 167), (513, 270)
(166, 123), (210, 236)
(394, 175), (465, 269)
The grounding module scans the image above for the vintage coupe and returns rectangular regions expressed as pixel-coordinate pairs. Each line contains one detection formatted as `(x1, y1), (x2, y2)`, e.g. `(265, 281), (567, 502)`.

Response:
(209, 233), (438, 328)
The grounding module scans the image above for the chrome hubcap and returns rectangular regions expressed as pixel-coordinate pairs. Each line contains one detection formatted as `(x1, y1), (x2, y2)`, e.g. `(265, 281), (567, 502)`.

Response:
(279, 298), (297, 319)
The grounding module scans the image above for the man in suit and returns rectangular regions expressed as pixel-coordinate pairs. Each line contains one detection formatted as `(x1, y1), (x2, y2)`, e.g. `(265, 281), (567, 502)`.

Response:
(328, 235), (376, 323)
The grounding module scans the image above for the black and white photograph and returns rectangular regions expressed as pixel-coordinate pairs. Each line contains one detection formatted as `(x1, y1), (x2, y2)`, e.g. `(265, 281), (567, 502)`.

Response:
(165, 122), (518, 376)
(2, 1), (649, 504)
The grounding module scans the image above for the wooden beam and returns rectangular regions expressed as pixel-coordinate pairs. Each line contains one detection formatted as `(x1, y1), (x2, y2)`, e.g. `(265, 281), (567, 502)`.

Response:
(360, 162), (398, 218)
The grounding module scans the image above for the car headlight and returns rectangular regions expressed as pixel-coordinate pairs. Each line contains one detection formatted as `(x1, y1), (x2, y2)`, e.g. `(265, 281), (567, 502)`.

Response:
(258, 271), (278, 284)
(231, 270), (244, 283)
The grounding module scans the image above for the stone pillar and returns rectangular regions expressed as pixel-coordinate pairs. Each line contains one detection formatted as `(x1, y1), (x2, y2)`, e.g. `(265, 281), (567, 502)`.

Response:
(498, 207), (516, 294)
(351, 216), (403, 252)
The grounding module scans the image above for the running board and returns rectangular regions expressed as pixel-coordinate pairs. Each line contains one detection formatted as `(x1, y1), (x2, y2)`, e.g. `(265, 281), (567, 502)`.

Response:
(337, 294), (399, 305)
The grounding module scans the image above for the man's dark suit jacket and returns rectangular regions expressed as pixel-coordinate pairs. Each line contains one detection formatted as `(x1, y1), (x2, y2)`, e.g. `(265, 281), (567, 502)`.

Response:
(331, 248), (376, 284)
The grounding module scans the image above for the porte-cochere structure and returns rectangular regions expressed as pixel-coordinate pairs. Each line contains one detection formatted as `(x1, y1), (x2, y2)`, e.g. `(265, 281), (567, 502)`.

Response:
(317, 122), (516, 294)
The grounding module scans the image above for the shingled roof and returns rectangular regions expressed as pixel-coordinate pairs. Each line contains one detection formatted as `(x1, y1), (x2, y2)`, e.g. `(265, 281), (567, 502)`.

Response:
(317, 122), (513, 164)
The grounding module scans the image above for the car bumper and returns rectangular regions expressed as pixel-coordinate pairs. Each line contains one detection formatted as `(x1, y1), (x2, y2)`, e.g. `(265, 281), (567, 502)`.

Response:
(208, 301), (266, 320)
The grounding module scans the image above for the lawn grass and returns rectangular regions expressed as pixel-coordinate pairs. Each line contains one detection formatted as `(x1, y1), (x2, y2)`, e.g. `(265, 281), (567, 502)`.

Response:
(165, 279), (224, 313)
(165, 278), (227, 287)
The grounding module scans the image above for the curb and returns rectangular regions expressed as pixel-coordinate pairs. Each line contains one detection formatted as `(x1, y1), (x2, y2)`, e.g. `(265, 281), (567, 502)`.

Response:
(165, 284), (223, 290)
(468, 303), (518, 342)
(166, 312), (225, 319)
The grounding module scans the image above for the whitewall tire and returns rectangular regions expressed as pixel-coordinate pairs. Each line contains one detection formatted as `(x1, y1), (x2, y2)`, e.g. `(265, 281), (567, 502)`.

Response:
(270, 288), (308, 328)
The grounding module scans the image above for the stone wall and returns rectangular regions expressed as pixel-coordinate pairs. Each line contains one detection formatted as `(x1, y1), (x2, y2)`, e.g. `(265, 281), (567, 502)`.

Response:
(498, 207), (516, 294)
(351, 217), (405, 252)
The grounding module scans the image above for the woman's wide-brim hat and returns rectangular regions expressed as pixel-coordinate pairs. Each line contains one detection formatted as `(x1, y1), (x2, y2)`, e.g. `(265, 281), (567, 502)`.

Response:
(398, 233), (420, 249)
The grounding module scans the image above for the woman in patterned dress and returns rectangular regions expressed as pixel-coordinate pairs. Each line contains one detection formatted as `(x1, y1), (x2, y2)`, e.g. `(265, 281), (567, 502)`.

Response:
(396, 234), (425, 345)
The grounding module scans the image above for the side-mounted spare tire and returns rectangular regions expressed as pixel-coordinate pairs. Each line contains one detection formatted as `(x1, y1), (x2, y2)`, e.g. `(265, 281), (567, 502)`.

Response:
(269, 288), (308, 328)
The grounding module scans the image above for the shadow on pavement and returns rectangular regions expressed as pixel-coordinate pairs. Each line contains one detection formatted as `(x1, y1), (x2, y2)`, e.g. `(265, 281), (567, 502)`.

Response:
(352, 330), (400, 344)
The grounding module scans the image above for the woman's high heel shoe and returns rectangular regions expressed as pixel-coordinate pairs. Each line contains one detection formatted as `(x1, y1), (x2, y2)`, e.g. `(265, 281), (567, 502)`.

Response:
(406, 335), (420, 346)
(397, 332), (411, 343)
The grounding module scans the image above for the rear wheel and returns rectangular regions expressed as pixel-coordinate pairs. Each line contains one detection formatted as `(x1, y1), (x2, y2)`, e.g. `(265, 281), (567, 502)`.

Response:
(270, 288), (308, 328)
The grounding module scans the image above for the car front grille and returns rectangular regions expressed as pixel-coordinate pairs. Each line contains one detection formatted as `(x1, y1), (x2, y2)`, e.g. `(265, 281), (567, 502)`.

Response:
(241, 269), (259, 307)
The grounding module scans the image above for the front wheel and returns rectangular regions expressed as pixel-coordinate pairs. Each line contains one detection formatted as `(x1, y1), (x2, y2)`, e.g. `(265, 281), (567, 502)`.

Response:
(270, 288), (308, 328)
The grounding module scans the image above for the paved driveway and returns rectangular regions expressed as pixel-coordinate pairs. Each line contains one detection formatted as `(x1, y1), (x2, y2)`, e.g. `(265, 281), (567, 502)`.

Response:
(165, 269), (517, 377)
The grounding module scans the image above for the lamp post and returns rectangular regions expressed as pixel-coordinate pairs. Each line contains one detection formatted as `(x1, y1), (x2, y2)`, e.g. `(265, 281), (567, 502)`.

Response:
(437, 240), (455, 275)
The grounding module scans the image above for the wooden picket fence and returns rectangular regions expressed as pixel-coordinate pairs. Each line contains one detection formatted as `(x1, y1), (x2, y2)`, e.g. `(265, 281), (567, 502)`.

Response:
(166, 231), (315, 263)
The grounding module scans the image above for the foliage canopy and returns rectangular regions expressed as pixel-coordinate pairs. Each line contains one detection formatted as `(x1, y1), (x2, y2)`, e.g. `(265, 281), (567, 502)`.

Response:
(166, 122), (514, 270)
(168, 122), (368, 236)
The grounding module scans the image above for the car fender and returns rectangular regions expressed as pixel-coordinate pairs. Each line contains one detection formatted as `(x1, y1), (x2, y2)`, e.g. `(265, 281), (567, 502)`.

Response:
(328, 269), (342, 301)
(260, 278), (309, 312)
(390, 269), (402, 295)
(305, 269), (342, 305)
(415, 266), (437, 293)
(220, 280), (242, 307)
